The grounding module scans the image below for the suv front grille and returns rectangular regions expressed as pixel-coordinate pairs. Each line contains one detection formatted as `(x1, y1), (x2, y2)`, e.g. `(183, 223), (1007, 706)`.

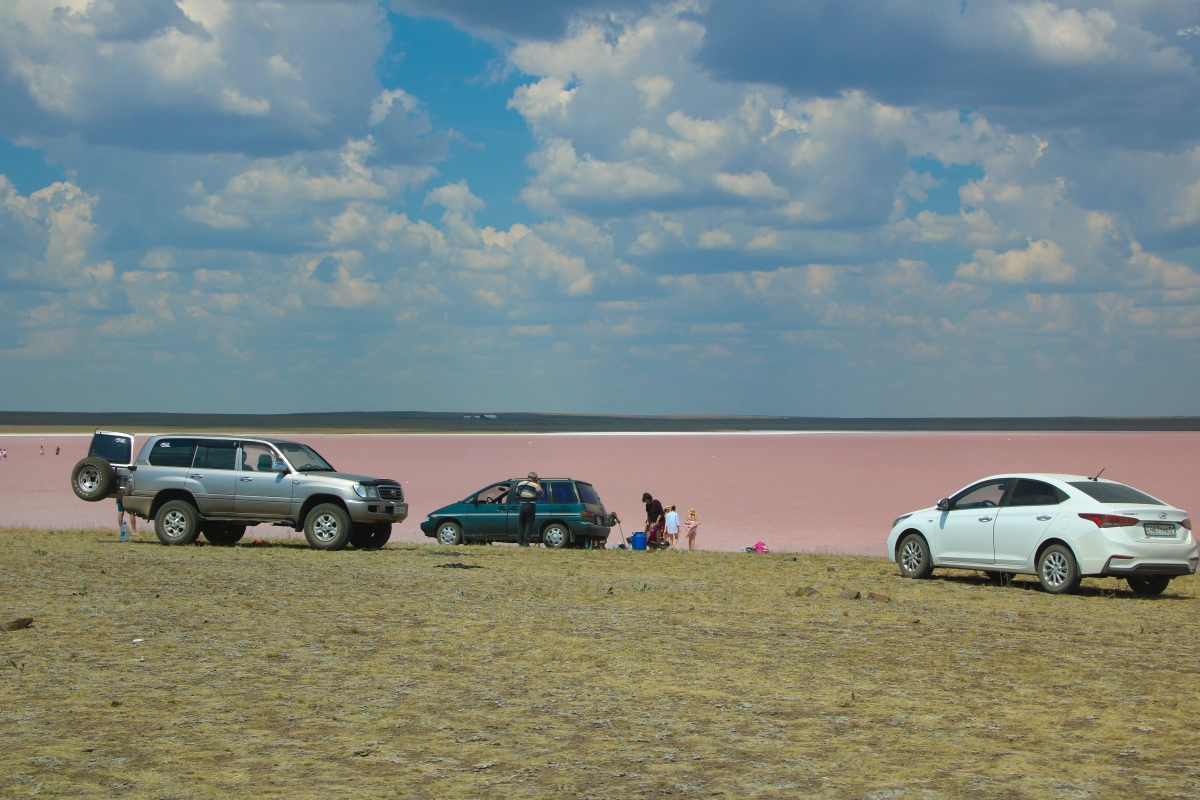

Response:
(378, 485), (403, 501)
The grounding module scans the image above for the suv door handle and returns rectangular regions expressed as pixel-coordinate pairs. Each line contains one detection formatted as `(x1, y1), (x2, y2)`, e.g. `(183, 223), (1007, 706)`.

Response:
(239, 477), (253, 482)
(978, 516), (993, 522)
(189, 473), (203, 479)
(1036, 515), (1052, 521)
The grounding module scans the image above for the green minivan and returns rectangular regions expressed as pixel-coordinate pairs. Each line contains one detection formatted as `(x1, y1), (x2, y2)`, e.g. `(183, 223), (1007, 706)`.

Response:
(419, 478), (612, 548)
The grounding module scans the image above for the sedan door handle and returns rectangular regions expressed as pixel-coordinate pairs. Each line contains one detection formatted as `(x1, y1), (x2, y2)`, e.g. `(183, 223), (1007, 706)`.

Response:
(1036, 515), (1052, 521)
(978, 516), (993, 522)
(239, 477), (253, 482)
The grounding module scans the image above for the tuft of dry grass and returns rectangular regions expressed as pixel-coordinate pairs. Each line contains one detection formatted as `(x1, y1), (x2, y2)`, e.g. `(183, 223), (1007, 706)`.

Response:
(2, 528), (1199, 798)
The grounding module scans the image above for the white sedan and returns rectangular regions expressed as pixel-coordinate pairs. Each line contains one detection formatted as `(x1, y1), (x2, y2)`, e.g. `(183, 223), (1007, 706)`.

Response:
(887, 473), (1197, 595)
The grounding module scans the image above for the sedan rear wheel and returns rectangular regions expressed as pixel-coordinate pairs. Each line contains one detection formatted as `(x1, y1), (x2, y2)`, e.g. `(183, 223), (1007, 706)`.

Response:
(897, 533), (933, 579)
(1037, 544), (1082, 594)
(1127, 575), (1171, 596)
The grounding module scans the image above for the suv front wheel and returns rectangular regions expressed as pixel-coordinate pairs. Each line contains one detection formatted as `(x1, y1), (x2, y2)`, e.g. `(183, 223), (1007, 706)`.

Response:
(304, 503), (352, 550)
(155, 500), (200, 546)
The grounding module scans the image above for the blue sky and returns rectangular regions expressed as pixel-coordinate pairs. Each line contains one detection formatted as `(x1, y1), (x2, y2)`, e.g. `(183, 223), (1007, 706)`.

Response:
(2, 0), (1200, 416)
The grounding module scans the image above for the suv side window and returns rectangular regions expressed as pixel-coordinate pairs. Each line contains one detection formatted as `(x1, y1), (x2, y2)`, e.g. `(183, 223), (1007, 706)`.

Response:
(239, 443), (278, 472)
(1008, 479), (1066, 507)
(951, 480), (1010, 510)
(148, 438), (197, 468)
(193, 441), (237, 470)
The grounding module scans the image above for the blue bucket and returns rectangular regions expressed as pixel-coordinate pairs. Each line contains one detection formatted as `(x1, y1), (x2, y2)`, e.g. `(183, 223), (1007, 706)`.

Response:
(630, 532), (647, 551)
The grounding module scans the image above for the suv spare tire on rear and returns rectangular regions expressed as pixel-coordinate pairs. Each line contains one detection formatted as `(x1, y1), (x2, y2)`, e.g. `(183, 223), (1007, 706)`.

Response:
(71, 457), (115, 502)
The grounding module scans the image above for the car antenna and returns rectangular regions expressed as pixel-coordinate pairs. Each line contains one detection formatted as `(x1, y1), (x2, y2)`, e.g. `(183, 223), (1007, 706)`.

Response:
(1089, 467), (1105, 482)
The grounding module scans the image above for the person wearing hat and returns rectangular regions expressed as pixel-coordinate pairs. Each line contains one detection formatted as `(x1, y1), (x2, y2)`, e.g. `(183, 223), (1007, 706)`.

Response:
(514, 471), (542, 547)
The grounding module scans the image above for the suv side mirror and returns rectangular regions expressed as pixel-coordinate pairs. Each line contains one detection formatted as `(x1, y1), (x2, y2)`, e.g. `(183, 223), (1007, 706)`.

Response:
(936, 498), (951, 512)
(271, 460), (289, 472)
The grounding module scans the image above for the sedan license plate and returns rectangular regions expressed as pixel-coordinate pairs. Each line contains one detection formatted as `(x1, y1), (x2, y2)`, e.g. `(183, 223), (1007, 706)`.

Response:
(1144, 523), (1176, 537)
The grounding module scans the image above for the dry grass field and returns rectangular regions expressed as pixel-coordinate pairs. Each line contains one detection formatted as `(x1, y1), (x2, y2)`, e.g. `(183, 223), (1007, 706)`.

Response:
(3, 528), (1199, 799)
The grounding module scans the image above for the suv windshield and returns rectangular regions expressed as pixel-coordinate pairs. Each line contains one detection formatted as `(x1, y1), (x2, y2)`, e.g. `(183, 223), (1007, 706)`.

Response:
(1068, 481), (1164, 505)
(276, 442), (335, 472)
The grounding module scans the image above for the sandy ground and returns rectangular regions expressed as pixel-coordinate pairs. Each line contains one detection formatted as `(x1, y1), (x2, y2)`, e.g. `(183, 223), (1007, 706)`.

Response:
(3, 529), (1199, 799)
(1, 431), (1196, 553)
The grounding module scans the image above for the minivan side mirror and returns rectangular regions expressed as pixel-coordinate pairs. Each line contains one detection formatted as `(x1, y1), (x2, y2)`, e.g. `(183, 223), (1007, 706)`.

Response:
(936, 498), (951, 512)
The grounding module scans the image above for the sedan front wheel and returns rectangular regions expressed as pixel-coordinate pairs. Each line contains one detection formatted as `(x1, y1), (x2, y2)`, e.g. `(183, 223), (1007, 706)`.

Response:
(897, 533), (933, 579)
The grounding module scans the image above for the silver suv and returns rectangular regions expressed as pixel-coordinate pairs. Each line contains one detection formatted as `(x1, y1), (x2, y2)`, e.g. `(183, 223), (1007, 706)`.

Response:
(70, 431), (408, 550)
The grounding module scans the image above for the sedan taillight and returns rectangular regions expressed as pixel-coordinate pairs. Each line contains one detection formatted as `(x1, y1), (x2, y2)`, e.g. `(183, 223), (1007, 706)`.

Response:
(1078, 513), (1140, 528)
(1182, 518), (1192, 531)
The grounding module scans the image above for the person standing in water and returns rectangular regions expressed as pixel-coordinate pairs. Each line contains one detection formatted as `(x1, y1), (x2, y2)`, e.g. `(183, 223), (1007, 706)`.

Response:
(514, 471), (541, 547)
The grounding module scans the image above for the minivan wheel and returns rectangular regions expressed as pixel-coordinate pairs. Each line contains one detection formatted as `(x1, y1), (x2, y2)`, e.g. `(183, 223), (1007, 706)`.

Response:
(1037, 544), (1082, 594)
(202, 525), (246, 546)
(542, 522), (569, 549)
(1127, 575), (1171, 596)
(71, 457), (114, 502)
(897, 533), (933, 579)
(155, 500), (200, 546)
(436, 521), (462, 546)
(304, 503), (352, 551)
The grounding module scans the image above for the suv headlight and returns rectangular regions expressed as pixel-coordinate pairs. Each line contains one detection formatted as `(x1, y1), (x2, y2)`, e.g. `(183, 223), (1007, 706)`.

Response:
(353, 484), (380, 499)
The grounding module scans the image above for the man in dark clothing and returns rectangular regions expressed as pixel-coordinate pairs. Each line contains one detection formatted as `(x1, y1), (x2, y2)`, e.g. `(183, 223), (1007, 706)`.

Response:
(642, 492), (665, 547)
(515, 471), (541, 547)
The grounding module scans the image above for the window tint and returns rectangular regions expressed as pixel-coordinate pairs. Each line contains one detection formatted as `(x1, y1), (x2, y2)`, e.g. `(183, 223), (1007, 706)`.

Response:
(148, 438), (197, 468)
(576, 482), (601, 505)
(473, 483), (510, 504)
(952, 480), (1010, 510)
(1008, 480), (1065, 507)
(240, 443), (278, 472)
(547, 481), (579, 504)
(192, 441), (237, 471)
(1067, 481), (1164, 505)
(89, 433), (132, 464)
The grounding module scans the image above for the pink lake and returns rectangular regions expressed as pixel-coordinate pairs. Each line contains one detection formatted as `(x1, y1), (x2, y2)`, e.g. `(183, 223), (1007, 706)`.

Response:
(1, 431), (1196, 555)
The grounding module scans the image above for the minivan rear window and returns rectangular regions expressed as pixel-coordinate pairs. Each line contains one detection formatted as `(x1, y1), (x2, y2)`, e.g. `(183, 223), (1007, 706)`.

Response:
(576, 482), (601, 505)
(148, 438), (197, 468)
(1068, 481), (1164, 505)
(89, 433), (132, 464)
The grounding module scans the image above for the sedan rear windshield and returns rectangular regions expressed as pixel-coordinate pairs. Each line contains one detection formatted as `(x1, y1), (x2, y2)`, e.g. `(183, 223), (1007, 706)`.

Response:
(1067, 481), (1164, 505)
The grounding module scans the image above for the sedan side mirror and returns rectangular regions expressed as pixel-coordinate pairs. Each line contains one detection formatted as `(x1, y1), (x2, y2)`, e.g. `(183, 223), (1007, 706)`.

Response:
(936, 498), (951, 512)
(271, 460), (289, 473)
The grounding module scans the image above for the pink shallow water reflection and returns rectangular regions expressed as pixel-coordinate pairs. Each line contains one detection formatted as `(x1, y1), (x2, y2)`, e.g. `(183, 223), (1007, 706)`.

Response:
(2, 432), (1196, 554)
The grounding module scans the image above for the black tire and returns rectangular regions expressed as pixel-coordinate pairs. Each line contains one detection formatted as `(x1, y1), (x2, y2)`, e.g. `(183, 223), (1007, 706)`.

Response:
(436, 521), (462, 546)
(155, 500), (200, 546)
(71, 457), (114, 502)
(202, 524), (246, 546)
(1037, 544), (1082, 594)
(304, 503), (352, 550)
(897, 533), (933, 579)
(349, 522), (391, 549)
(1127, 575), (1171, 596)
(541, 522), (570, 549)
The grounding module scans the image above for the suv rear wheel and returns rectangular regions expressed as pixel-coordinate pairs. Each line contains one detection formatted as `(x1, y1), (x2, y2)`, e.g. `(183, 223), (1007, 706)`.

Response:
(71, 457), (114, 502)
(304, 503), (352, 550)
(155, 500), (200, 545)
